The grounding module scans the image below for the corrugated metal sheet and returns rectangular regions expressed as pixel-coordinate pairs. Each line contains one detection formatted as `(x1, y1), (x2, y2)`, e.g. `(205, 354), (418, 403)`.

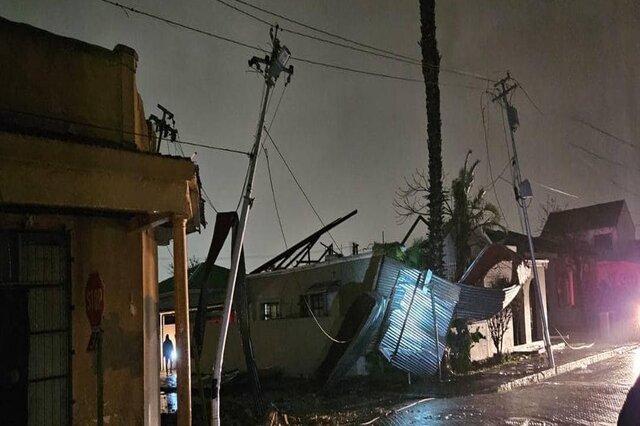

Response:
(375, 257), (521, 377)
(324, 293), (387, 388)
(453, 281), (521, 321)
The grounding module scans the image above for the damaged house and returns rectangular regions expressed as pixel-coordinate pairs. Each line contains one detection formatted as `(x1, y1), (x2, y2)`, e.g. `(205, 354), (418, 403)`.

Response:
(159, 213), (550, 387)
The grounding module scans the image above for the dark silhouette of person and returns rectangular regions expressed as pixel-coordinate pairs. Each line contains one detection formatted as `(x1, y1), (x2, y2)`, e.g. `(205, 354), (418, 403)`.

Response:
(162, 335), (174, 374)
(618, 374), (640, 425)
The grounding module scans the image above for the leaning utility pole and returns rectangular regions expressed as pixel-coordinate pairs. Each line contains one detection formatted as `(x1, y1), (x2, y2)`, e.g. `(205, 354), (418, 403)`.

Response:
(419, 0), (445, 275)
(491, 73), (556, 369)
(211, 26), (293, 426)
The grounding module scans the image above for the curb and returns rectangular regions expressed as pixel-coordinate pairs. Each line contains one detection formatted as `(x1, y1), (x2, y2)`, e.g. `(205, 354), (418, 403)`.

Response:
(496, 344), (639, 393)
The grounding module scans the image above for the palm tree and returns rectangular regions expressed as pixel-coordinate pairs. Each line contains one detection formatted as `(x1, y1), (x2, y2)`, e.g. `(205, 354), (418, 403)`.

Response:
(446, 151), (504, 280)
(419, 0), (445, 275)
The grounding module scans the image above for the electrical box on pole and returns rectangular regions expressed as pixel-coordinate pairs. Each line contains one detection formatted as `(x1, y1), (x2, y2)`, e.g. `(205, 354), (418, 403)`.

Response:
(490, 72), (556, 370)
(210, 25), (293, 426)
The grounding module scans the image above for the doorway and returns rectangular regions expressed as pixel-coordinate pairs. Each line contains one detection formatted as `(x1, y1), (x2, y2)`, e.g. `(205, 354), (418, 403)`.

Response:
(0, 231), (71, 425)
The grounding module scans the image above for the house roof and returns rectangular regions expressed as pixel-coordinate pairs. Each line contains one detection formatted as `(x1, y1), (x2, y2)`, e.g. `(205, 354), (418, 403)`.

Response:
(540, 200), (627, 237)
(486, 229), (557, 254)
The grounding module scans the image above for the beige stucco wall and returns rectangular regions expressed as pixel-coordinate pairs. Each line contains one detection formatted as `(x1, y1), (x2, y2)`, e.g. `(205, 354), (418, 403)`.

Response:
(0, 16), (151, 151)
(0, 213), (160, 426)
(470, 318), (515, 362)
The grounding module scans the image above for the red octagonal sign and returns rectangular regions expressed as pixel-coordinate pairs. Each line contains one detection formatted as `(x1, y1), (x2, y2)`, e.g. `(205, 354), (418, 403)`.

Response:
(85, 272), (104, 328)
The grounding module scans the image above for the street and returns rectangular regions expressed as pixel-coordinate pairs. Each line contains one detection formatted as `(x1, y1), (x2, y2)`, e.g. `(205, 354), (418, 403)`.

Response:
(378, 348), (640, 425)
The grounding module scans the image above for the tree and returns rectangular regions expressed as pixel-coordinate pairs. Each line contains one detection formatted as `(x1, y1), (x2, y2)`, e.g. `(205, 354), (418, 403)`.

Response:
(487, 277), (515, 360)
(394, 152), (503, 279)
(446, 151), (504, 280)
(419, 0), (445, 275)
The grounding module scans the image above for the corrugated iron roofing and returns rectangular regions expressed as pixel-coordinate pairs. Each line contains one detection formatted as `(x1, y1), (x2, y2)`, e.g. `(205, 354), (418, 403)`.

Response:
(374, 257), (521, 377)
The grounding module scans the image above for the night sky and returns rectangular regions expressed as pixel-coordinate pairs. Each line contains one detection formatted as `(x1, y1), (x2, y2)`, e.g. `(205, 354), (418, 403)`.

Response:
(3, 1), (639, 278)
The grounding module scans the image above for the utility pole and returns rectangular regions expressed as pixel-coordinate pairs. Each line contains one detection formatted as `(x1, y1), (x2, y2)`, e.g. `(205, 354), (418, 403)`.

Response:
(491, 73), (555, 370)
(211, 26), (293, 426)
(149, 104), (178, 153)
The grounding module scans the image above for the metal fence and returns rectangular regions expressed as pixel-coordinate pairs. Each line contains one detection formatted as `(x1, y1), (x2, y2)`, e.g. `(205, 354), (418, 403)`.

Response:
(0, 231), (71, 425)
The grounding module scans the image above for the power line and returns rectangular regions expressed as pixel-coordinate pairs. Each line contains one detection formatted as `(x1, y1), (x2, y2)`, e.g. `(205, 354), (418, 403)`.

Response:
(262, 127), (343, 253)
(577, 155), (640, 198)
(215, 0), (495, 83)
(262, 84), (289, 248)
(101, 0), (266, 53)
(263, 146), (288, 248)
(569, 143), (640, 175)
(99, 0), (485, 89)
(0, 106), (250, 156)
(228, 0), (417, 62)
(514, 79), (639, 153)
(480, 92), (511, 229)
(200, 186), (219, 213)
(570, 116), (639, 152)
(513, 81), (640, 175)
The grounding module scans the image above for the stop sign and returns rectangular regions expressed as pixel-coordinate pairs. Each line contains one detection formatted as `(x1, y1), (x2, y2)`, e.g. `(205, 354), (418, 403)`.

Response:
(85, 272), (104, 328)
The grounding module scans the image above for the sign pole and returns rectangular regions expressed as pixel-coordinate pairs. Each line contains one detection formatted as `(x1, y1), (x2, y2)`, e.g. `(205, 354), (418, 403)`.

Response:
(85, 272), (105, 426)
(97, 329), (104, 426)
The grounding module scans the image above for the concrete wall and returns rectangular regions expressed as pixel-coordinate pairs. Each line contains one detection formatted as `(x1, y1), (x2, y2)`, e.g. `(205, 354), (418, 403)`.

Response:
(0, 214), (160, 426)
(0, 16), (151, 151)
(471, 260), (548, 361)
(470, 318), (515, 361)
(180, 255), (377, 378)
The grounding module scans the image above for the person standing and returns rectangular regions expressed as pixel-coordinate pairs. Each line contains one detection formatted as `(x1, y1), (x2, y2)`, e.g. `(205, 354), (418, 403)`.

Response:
(162, 334), (174, 374)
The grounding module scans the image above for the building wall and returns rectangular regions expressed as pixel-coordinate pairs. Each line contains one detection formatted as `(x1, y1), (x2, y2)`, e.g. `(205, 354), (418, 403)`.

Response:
(0, 214), (159, 426)
(471, 261), (548, 361)
(188, 255), (377, 378)
(0, 17), (151, 151)
(470, 318), (515, 361)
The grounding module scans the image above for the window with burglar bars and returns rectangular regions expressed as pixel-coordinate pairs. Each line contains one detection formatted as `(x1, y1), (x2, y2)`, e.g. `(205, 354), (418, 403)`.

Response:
(300, 292), (328, 317)
(0, 231), (71, 426)
(261, 302), (280, 320)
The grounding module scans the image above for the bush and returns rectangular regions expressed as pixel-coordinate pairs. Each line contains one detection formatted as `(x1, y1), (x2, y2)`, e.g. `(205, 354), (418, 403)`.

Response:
(446, 319), (484, 374)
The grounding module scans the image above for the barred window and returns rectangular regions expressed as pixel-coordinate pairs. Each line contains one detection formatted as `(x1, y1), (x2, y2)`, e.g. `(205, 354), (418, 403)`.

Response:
(300, 292), (328, 317)
(261, 302), (280, 320)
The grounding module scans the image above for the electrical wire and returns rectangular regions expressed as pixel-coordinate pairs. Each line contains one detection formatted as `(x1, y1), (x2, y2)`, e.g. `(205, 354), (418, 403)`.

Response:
(101, 0), (267, 53)
(224, 0), (495, 84)
(481, 92), (511, 230)
(228, 0), (415, 62)
(200, 186), (220, 213)
(301, 292), (351, 344)
(99, 0), (485, 89)
(570, 116), (639, 152)
(496, 98), (526, 234)
(214, 0), (495, 84)
(261, 84), (289, 248)
(262, 127), (343, 254)
(234, 83), (268, 212)
(553, 327), (594, 350)
(0, 106), (250, 156)
(263, 145), (288, 248)
(577, 154), (640, 198)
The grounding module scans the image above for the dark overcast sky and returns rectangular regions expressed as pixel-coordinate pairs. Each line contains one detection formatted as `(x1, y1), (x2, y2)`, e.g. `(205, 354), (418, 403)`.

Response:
(2, 1), (639, 278)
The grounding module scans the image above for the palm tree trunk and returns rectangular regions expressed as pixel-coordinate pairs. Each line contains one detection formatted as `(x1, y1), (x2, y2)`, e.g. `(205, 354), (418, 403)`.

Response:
(419, 0), (444, 274)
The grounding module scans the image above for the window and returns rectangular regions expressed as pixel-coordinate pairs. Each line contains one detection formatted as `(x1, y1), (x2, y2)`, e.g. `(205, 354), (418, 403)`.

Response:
(261, 302), (280, 320)
(300, 293), (328, 317)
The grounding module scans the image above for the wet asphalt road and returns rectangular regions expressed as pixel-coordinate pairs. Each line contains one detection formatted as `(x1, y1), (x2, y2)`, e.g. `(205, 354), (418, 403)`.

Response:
(379, 348), (640, 425)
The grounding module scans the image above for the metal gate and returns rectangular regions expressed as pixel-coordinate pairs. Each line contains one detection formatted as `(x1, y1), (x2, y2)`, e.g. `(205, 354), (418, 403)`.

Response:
(0, 231), (72, 426)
